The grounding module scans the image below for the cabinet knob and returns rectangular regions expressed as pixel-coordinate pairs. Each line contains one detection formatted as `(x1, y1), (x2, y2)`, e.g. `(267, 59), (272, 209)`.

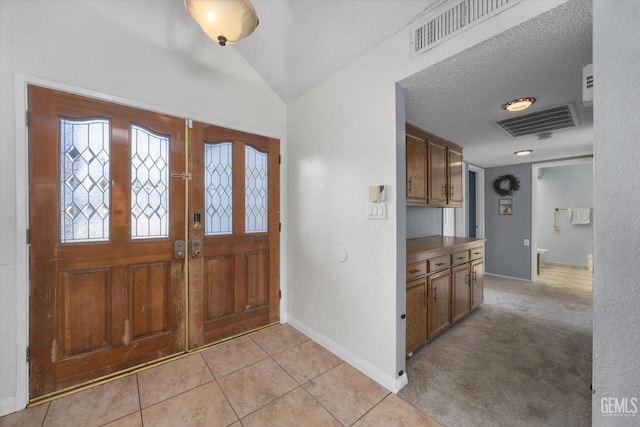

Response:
(401, 314), (406, 319)
(409, 269), (420, 274)
(435, 262), (445, 267)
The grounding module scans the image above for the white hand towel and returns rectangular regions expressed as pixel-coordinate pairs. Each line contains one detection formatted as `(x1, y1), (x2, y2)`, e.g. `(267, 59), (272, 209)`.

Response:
(566, 208), (591, 224)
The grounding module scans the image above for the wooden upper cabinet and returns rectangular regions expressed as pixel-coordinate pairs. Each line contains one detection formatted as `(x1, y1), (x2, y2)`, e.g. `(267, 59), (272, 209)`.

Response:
(406, 133), (427, 205)
(428, 139), (448, 206)
(405, 123), (463, 207)
(448, 147), (463, 206)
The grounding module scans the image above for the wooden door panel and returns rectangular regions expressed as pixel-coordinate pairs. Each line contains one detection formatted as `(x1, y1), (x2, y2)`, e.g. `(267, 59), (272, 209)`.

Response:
(452, 264), (470, 323)
(427, 270), (451, 338)
(130, 263), (169, 338)
(60, 270), (110, 356)
(406, 278), (427, 353)
(188, 123), (280, 350)
(246, 250), (269, 309)
(28, 85), (186, 398)
(471, 261), (484, 309)
(406, 134), (427, 204)
(448, 148), (463, 205)
(204, 255), (235, 320)
(428, 140), (447, 205)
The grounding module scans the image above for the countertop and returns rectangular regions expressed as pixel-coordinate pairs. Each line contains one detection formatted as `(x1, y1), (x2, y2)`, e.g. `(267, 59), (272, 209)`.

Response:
(407, 236), (485, 259)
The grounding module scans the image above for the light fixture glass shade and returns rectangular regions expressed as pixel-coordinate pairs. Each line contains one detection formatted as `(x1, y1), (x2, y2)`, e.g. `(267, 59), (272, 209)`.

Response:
(503, 97), (536, 112)
(185, 0), (259, 46)
(514, 150), (533, 156)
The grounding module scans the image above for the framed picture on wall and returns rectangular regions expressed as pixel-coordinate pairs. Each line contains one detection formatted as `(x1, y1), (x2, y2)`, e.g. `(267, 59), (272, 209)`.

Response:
(499, 198), (513, 215)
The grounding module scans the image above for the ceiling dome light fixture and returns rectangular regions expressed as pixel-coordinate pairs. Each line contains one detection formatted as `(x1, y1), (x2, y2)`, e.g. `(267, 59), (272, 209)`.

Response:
(514, 149), (533, 156)
(503, 97), (536, 112)
(185, 0), (259, 46)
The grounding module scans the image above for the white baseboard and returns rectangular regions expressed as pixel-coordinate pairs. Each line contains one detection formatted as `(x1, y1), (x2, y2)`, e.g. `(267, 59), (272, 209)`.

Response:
(1, 397), (17, 417)
(286, 316), (405, 393)
(484, 272), (531, 282)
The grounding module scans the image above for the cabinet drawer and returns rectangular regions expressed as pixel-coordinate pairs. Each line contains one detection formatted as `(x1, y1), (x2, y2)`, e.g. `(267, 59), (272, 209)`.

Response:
(451, 250), (469, 266)
(407, 261), (427, 280)
(469, 246), (484, 260)
(427, 255), (450, 273)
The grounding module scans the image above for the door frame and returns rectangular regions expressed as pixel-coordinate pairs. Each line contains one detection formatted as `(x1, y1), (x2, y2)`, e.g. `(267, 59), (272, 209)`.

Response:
(12, 74), (286, 410)
(530, 157), (593, 282)
(455, 162), (485, 239)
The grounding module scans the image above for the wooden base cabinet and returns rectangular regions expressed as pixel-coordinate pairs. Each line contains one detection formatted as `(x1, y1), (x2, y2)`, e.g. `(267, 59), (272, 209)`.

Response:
(406, 237), (485, 355)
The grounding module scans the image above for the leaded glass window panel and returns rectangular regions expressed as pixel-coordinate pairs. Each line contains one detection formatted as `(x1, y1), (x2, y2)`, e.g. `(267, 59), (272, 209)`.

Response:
(245, 145), (268, 233)
(130, 125), (169, 239)
(204, 142), (233, 236)
(60, 118), (111, 243)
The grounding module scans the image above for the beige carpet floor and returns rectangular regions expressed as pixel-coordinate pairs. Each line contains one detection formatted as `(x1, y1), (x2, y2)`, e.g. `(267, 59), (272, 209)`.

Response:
(399, 265), (592, 427)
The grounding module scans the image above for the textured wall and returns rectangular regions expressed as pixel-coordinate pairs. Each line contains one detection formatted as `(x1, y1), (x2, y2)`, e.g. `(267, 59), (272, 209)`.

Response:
(484, 164), (533, 280)
(592, 1), (640, 424)
(536, 163), (593, 267)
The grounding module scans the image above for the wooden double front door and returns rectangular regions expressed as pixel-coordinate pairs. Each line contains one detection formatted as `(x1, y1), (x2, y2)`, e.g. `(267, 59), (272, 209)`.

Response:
(27, 86), (280, 398)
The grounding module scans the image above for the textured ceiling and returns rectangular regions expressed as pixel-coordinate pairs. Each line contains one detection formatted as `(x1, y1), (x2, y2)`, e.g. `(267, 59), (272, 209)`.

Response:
(234, 0), (447, 102)
(400, 0), (593, 168)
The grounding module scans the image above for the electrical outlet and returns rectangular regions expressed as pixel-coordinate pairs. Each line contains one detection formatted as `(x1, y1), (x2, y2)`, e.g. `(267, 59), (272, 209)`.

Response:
(524, 239), (530, 247)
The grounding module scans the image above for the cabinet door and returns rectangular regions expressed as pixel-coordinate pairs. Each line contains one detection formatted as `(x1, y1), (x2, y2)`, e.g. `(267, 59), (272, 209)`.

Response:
(406, 278), (427, 353)
(406, 135), (427, 204)
(427, 269), (451, 338)
(452, 264), (471, 323)
(471, 260), (484, 310)
(428, 140), (448, 205)
(448, 147), (463, 206)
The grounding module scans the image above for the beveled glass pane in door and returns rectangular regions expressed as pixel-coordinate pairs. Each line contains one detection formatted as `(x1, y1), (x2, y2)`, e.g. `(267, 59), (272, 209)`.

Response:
(245, 145), (268, 233)
(130, 124), (169, 239)
(204, 142), (233, 236)
(60, 118), (111, 243)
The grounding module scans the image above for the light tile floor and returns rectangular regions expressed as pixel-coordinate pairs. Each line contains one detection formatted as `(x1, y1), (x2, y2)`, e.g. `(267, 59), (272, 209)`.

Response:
(0, 324), (440, 427)
(538, 263), (593, 293)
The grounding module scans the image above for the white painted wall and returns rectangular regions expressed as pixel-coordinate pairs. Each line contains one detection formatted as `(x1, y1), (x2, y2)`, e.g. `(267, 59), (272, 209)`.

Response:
(0, 0), (285, 415)
(285, 0), (567, 392)
(592, 1), (640, 425)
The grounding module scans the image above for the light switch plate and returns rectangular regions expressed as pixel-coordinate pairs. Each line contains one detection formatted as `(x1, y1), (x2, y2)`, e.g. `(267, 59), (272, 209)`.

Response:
(366, 202), (387, 220)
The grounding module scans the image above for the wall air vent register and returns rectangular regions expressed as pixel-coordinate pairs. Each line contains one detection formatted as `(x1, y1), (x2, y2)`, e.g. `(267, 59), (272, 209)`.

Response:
(411, 0), (522, 57)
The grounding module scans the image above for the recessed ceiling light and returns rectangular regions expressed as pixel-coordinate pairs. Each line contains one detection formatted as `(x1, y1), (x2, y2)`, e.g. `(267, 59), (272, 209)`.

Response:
(514, 149), (533, 156)
(503, 97), (536, 112)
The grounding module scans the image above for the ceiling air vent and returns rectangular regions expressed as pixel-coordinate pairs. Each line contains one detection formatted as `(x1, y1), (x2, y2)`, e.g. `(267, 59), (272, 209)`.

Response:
(496, 103), (580, 137)
(411, 0), (522, 57)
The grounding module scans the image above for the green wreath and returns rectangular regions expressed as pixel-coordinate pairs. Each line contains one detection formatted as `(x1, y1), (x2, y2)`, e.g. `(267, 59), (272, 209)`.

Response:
(493, 174), (520, 196)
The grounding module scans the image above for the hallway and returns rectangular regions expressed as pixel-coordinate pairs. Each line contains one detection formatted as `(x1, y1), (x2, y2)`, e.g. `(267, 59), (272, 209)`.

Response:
(399, 265), (592, 426)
